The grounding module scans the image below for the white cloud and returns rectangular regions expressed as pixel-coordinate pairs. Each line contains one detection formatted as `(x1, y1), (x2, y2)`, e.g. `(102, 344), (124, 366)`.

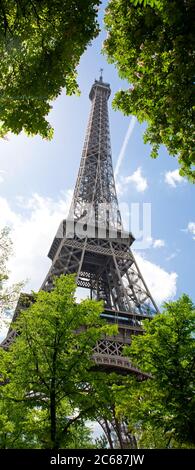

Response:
(0, 170), (5, 183)
(187, 222), (195, 240)
(134, 252), (177, 306)
(0, 191), (72, 292)
(145, 237), (165, 249)
(164, 169), (183, 187)
(116, 167), (148, 195)
(153, 239), (165, 248)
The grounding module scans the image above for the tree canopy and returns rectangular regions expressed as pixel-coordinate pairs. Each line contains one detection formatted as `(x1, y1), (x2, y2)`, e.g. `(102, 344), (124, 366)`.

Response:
(0, 0), (100, 139)
(0, 274), (117, 449)
(104, 0), (195, 182)
(1, 273), (195, 448)
(0, 227), (22, 327)
(116, 295), (195, 447)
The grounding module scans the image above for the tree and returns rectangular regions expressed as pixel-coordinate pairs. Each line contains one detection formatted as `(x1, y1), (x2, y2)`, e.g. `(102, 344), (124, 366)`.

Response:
(0, 274), (116, 449)
(83, 370), (138, 449)
(104, 0), (195, 182)
(0, 396), (95, 448)
(0, 227), (22, 327)
(117, 295), (195, 447)
(137, 423), (195, 449)
(0, 396), (43, 448)
(0, 0), (100, 139)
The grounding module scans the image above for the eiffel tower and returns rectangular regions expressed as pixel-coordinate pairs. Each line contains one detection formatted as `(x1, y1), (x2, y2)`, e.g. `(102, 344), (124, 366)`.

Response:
(2, 73), (158, 363)
(39, 72), (158, 375)
(1, 72), (158, 448)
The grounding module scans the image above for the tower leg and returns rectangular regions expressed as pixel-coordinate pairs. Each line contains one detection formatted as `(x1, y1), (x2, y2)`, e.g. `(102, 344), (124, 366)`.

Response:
(98, 412), (138, 449)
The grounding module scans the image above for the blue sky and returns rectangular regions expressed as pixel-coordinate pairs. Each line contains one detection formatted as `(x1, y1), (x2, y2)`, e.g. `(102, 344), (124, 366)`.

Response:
(0, 1), (195, 336)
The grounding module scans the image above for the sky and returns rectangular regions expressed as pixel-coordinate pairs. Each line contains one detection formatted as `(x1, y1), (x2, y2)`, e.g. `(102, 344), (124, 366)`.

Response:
(0, 2), (195, 340)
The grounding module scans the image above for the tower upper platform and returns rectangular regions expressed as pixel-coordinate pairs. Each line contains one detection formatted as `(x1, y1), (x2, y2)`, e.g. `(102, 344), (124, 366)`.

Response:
(89, 77), (111, 101)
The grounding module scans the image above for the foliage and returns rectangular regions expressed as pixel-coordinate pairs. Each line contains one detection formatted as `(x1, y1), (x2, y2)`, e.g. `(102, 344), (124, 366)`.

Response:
(0, 0), (100, 139)
(119, 295), (195, 446)
(0, 274), (117, 449)
(2, 275), (194, 449)
(0, 396), (45, 449)
(104, 0), (195, 181)
(138, 423), (195, 449)
(87, 371), (138, 449)
(0, 395), (94, 449)
(95, 434), (108, 449)
(0, 227), (22, 327)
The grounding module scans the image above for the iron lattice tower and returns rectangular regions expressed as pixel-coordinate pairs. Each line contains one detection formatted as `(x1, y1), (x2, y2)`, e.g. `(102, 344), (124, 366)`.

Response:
(1, 74), (159, 448)
(40, 75), (158, 375)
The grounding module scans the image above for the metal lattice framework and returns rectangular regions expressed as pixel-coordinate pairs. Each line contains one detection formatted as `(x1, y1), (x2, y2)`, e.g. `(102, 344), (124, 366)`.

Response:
(68, 77), (122, 229)
(2, 76), (158, 370)
(1, 75), (158, 447)
(40, 76), (158, 377)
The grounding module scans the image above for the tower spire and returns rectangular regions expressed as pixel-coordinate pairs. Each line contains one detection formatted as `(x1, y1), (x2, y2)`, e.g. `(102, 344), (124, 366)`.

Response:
(68, 76), (122, 229)
(99, 68), (103, 82)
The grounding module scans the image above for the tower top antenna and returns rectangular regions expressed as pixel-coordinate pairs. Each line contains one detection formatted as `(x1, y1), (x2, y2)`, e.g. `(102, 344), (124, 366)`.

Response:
(99, 68), (103, 82)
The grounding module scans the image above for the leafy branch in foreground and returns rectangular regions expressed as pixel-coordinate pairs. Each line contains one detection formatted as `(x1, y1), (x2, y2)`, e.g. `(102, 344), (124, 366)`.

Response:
(117, 295), (195, 447)
(0, 274), (117, 449)
(0, 227), (23, 327)
(0, 0), (100, 139)
(104, 0), (195, 182)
